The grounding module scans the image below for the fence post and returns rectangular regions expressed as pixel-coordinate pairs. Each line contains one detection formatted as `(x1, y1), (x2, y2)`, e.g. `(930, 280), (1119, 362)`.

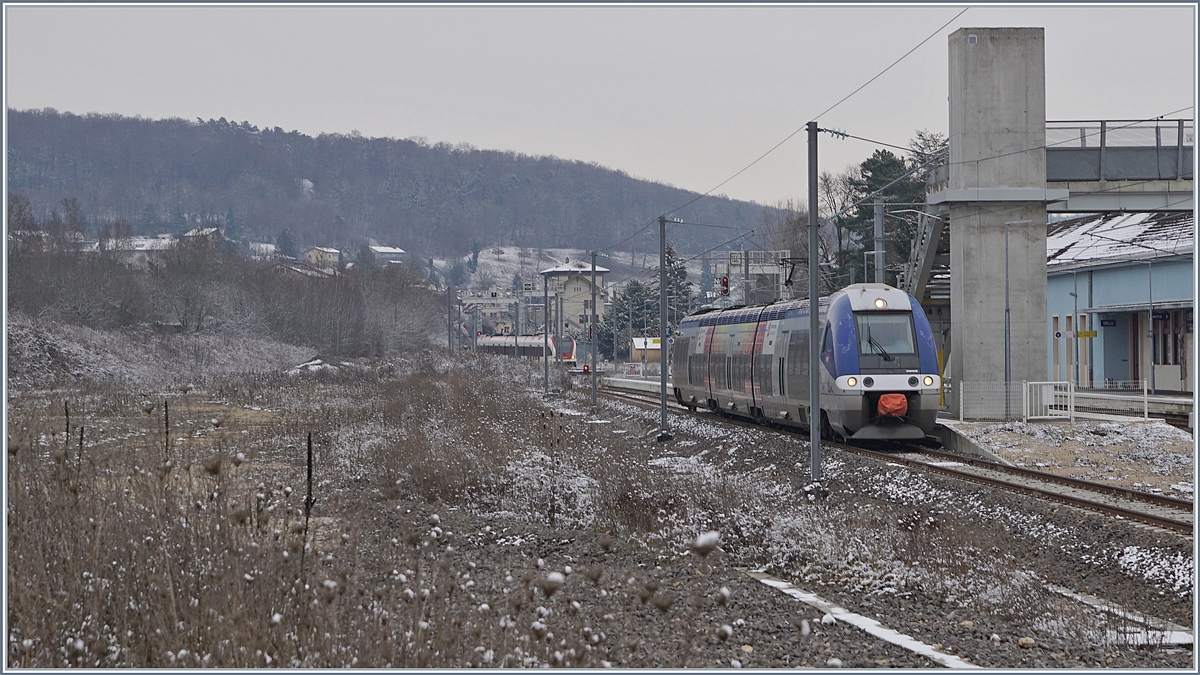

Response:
(1068, 380), (1075, 422)
(1143, 378), (1148, 418)
(1022, 381), (1028, 422)
(959, 382), (964, 422)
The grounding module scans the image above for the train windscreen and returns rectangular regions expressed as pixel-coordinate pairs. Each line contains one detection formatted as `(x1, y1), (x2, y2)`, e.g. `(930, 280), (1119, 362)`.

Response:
(854, 312), (916, 358)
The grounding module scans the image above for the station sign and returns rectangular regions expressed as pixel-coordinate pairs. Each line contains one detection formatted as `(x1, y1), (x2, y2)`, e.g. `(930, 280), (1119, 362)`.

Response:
(1077, 330), (1097, 339)
(1151, 312), (1170, 321)
(1054, 330), (1073, 339)
(1100, 319), (1117, 327)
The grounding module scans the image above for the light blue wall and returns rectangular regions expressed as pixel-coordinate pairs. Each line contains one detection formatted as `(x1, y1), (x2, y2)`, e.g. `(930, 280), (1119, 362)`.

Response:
(1047, 256), (1193, 381)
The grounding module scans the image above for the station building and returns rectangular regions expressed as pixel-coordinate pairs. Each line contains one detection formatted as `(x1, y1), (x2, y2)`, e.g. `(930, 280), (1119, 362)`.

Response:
(1045, 211), (1193, 393)
(539, 259), (609, 335)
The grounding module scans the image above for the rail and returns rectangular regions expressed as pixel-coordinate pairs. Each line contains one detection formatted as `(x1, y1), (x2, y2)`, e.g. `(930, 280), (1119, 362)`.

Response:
(601, 384), (1192, 534)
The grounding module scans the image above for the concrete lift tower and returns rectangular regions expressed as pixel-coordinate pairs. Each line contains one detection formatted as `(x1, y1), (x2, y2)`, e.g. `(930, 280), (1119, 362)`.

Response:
(930, 28), (1064, 416)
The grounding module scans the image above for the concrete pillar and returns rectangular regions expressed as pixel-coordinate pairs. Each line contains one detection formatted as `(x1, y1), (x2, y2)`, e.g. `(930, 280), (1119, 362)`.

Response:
(943, 28), (1049, 416)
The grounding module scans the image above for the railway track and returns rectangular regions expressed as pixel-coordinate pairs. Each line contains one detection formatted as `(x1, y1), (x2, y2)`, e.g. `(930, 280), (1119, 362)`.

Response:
(599, 385), (1194, 536)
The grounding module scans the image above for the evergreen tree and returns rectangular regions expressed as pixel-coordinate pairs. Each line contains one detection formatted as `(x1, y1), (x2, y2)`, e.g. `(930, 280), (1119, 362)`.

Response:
(469, 239), (481, 273)
(598, 279), (656, 359)
(276, 228), (299, 259)
(651, 244), (694, 333)
(224, 206), (241, 242)
(841, 150), (924, 286)
(356, 243), (378, 271)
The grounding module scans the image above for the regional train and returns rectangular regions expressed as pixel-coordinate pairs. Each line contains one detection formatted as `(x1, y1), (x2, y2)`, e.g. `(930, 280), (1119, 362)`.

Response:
(671, 283), (941, 442)
(476, 335), (578, 367)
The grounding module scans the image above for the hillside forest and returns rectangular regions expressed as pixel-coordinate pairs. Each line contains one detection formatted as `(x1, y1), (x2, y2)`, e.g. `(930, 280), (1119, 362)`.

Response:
(6, 108), (769, 259)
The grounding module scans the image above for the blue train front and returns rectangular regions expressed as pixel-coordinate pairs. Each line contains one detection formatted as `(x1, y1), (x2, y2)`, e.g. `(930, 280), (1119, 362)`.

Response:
(671, 283), (942, 442)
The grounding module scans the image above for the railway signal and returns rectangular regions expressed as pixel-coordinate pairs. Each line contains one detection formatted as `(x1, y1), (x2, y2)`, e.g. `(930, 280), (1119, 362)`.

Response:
(721, 276), (729, 295)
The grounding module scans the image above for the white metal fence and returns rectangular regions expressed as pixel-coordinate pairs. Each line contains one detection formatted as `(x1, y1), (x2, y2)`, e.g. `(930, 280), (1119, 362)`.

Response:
(958, 380), (1150, 422)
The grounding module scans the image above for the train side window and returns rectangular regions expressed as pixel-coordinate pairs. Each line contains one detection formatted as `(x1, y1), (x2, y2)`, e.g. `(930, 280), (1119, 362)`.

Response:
(821, 325), (837, 377)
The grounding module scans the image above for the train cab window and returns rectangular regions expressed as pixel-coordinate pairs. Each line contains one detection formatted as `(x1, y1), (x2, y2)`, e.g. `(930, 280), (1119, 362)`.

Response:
(855, 313), (916, 359)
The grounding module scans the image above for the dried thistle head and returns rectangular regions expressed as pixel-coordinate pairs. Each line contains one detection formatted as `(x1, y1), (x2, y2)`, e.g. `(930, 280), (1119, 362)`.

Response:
(583, 565), (604, 584)
(539, 572), (565, 597)
(202, 454), (223, 476)
(692, 531), (720, 557)
(716, 586), (731, 606)
(651, 593), (674, 613)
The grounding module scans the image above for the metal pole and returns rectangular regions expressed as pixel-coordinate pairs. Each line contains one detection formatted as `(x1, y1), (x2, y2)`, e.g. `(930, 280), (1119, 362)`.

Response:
(1004, 222), (1011, 401)
(1072, 275), (1079, 385)
(807, 121), (821, 483)
(1003, 220), (1033, 420)
(447, 286), (454, 352)
(1148, 260), (1155, 394)
(543, 272), (549, 393)
(658, 216), (672, 441)
(590, 251), (597, 410)
(742, 245), (750, 304)
(874, 199), (885, 284)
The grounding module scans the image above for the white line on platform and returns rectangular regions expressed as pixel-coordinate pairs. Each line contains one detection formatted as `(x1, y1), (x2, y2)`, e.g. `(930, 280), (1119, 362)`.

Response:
(1046, 584), (1194, 646)
(741, 569), (980, 669)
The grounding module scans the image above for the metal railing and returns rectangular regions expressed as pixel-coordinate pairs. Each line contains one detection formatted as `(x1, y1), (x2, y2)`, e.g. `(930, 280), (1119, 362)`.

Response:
(958, 380), (1150, 422)
(1046, 119), (1194, 149)
(1045, 119), (1193, 182)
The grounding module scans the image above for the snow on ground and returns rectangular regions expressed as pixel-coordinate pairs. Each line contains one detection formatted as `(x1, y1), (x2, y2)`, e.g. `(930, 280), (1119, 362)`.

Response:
(955, 419), (1194, 498)
(1116, 546), (1194, 595)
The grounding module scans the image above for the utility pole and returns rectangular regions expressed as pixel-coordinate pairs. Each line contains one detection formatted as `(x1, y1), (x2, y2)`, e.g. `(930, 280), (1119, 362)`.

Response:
(657, 216), (672, 442)
(447, 286), (454, 353)
(590, 252), (598, 410)
(807, 121), (821, 484)
(742, 244), (750, 304)
(874, 199), (885, 284)
(543, 271), (549, 393)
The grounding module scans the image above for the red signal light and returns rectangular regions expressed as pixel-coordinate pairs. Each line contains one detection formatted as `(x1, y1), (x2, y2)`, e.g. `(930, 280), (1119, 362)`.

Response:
(721, 276), (729, 295)
(583, 364), (590, 373)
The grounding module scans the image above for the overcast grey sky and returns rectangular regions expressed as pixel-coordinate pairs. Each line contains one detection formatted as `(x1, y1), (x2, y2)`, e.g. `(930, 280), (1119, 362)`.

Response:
(4, 3), (1196, 206)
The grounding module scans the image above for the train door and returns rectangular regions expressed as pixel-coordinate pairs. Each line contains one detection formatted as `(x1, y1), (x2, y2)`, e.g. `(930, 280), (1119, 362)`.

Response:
(777, 331), (789, 397)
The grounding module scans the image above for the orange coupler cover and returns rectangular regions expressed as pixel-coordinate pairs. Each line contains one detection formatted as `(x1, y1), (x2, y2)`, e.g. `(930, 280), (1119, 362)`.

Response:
(878, 393), (908, 418)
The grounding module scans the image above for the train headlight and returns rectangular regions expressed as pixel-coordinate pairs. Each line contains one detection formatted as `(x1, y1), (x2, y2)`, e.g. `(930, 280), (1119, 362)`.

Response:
(846, 377), (858, 388)
(863, 377), (874, 388)
(923, 375), (935, 387)
(873, 298), (887, 309)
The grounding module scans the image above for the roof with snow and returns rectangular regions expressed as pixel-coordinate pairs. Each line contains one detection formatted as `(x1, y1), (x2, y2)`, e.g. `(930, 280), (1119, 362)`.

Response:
(369, 245), (406, 255)
(1046, 211), (1193, 270)
(122, 236), (177, 251)
(183, 227), (221, 238)
(306, 246), (340, 254)
(540, 259), (610, 275)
